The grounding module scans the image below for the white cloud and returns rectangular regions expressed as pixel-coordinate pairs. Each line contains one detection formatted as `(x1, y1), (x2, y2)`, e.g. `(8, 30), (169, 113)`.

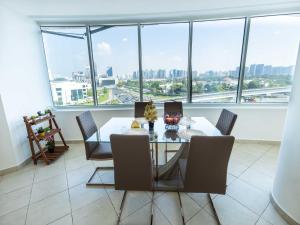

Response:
(97, 41), (112, 55)
(122, 37), (128, 42)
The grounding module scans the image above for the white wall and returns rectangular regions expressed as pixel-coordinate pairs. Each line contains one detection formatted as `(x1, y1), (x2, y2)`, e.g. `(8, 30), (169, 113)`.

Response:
(0, 96), (16, 170)
(272, 45), (300, 223)
(54, 106), (287, 142)
(0, 5), (52, 170)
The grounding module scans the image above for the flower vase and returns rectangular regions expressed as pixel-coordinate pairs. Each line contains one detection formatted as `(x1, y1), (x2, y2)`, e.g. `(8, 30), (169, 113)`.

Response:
(148, 121), (154, 132)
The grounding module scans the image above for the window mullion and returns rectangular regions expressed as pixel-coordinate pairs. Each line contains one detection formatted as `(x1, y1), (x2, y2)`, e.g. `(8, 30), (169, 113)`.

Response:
(236, 17), (251, 103)
(187, 21), (193, 103)
(86, 26), (98, 106)
(138, 24), (143, 102)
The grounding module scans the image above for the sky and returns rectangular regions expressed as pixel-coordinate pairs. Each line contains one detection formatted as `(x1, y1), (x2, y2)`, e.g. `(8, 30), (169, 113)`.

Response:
(42, 15), (300, 79)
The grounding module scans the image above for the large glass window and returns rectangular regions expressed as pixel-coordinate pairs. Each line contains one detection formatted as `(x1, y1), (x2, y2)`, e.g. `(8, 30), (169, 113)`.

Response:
(242, 15), (300, 103)
(42, 14), (300, 107)
(91, 26), (139, 104)
(42, 27), (94, 106)
(141, 23), (189, 103)
(192, 19), (245, 103)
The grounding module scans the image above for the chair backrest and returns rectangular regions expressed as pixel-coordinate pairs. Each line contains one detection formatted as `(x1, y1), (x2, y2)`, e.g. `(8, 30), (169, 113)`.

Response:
(76, 111), (98, 159)
(182, 136), (235, 194)
(110, 134), (153, 191)
(134, 102), (149, 117)
(164, 101), (183, 116)
(216, 109), (237, 135)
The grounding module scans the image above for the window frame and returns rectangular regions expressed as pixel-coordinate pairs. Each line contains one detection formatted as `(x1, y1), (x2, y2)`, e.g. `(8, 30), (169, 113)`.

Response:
(41, 13), (299, 108)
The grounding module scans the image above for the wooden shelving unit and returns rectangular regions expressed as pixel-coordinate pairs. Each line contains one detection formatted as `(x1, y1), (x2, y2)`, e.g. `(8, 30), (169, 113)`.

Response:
(23, 110), (69, 165)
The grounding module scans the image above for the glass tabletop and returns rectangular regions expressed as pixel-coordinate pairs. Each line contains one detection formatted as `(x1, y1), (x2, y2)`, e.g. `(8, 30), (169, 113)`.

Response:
(86, 117), (221, 143)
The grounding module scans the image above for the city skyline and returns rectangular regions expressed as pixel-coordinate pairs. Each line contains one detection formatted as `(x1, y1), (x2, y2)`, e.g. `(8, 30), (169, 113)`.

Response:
(42, 15), (300, 80)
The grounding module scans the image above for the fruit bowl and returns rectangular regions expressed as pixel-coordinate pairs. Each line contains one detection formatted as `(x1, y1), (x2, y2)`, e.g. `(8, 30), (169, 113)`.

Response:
(164, 113), (181, 130)
(164, 113), (181, 125)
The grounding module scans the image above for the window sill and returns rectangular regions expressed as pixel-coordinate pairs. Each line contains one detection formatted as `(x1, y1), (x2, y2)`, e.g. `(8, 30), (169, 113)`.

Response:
(52, 102), (288, 112)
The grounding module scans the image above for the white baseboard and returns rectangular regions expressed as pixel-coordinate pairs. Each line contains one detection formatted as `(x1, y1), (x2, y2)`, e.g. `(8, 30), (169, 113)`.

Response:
(270, 193), (300, 225)
(0, 157), (32, 176)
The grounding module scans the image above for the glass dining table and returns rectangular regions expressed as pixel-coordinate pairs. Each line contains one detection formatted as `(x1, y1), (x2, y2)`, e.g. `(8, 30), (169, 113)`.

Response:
(86, 117), (221, 180)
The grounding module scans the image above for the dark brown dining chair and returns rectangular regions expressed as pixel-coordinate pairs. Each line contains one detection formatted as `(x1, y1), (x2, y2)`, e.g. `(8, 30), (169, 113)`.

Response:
(216, 109), (237, 135)
(134, 101), (150, 118)
(164, 101), (183, 116)
(110, 134), (155, 225)
(164, 101), (183, 162)
(76, 111), (114, 186)
(177, 136), (235, 224)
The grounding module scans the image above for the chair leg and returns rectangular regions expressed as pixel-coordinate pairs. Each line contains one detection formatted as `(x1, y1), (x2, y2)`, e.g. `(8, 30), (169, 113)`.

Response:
(208, 194), (221, 225)
(117, 191), (127, 225)
(150, 191), (154, 225)
(86, 166), (115, 186)
(177, 192), (185, 225)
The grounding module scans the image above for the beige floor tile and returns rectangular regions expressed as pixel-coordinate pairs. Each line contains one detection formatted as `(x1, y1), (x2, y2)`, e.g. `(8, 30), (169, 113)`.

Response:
(121, 203), (171, 225)
(153, 204), (172, 225)
(154, 192), (184, 225)
(0, 170), (34, 194)
(0, 206), (27, 225)
(239, 167), (273, 193)
(146, 191), (165, 200)
(105, 188), (125, 214)
(205, 195), (259, 225)
(186, 209), (218, 225)
(251, 154), (278, 178)
(231, 150), (260, 167)
(256, 218), (273, 225)
(228, 158), (249, 177)
(34, 161), (66, 183)
(237, 144), (272, 157)
(72, 195), (117, 225)
(64, 144), (85, 160)
(261, 203), (289, 225)
(69, 183), (107, 211)
(67, 164), (98, 188)
(0, 186), (31, 217)
(0, 142), (281, 225)
(181, 193), (202, 221)
(92, 160), (114, 167)
(65, 155), (92, 171)
(227, 179), (270, 215)
(187, 192), (210, 208)
(26, 191), (71, 225)
(99, 170), (115, 184)
(121, 191), (151, 219)
(48, 214), (73, 225)
(31, 174), (68, 203)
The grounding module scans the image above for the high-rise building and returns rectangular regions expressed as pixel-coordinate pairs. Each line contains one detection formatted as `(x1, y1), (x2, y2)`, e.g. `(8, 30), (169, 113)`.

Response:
(106, 66), (113, 77)
(255, 64), (264, 76)
(263, 65), (272, 75)
(249, 64), (256, 76)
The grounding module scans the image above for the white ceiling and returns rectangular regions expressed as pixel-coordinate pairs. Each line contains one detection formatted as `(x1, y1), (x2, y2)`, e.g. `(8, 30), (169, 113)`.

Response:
(1, 0), (300, 23)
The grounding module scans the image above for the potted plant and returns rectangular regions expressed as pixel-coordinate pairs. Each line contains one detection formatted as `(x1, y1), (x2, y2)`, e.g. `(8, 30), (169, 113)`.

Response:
(46, 136), (55, 153)
(37, 127), (45, 138)
(44, 127), (51, 133)
(144, 100), (157, 132)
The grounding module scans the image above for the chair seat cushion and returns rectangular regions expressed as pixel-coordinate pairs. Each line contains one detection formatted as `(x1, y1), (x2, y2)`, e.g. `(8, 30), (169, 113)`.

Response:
(90, 142), (113, 159)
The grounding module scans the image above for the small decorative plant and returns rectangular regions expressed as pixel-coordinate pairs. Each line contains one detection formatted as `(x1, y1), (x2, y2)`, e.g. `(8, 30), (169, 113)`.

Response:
(44, 108), (51, 114)
(144, 101), (157, 131)
(37, 127), (45, 138)
(46, 136), (55, 153)
(44, 127), (51, 133)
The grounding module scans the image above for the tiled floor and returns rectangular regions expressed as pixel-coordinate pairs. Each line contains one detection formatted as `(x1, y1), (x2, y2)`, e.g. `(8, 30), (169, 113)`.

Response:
(0, 142), (290, 225)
